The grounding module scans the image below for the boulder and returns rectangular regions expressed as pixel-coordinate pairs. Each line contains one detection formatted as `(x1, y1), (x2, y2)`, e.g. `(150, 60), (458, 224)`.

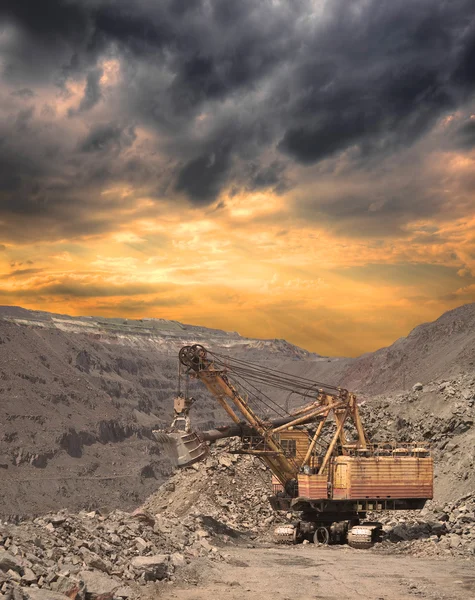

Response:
(80, 549), (110, 574)
(130, 555), (169, 581)
(388, 525), (411, 542)
(114, 585), (134, 598)
(52, 574), (85, 598)
(448, 534), (462, 549)
(170, 553), (186, 569)
(21, 567), (38, 584)
(78, 570), (120, 599)
(0, 551), (23, 573)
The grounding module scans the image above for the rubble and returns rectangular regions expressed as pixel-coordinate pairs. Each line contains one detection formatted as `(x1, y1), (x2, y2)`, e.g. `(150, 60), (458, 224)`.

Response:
(0, 441), (276, 600)
(0, 441), (278, 598)
(372, 493), (475, 559)
(143, 439), (276, 535)
(0, 502), (231, 599)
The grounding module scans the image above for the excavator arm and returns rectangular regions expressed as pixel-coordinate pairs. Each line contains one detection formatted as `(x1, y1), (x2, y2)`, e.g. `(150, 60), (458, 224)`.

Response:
(172, 344), (369, 494)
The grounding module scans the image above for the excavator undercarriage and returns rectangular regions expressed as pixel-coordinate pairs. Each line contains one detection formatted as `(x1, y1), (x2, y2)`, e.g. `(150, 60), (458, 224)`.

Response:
(155, 344), (433, 549)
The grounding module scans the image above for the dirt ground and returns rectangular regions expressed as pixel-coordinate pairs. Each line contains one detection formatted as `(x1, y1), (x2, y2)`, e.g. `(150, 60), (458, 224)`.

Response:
(157, 544), (475, 600)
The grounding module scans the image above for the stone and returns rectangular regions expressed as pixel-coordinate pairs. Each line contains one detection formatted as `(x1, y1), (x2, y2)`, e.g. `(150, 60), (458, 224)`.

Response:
(21, 589), (72, 600)
(195, 529), (209, 538)
(21, 567), (37, 584)
(0, 551), (23, 573)
(130, 509), (155, 527)
(135, 537), (148, 552)
(170, 553), (186, 569)
(412, 383), (423, 392)
(449, 534), (462, 549)
(78, 570), (121, 598)
(218, 456), (233, 469)
(52, 574), (85, 598)
(48, 515), (67, 527)
(80, 549), (110, 574)
(8, 569), (22, 582)
(130, 555), (169, 581)
(388, 525), (411, 542)
(114, 585), (134, 598)
(12, 588), (26, 600)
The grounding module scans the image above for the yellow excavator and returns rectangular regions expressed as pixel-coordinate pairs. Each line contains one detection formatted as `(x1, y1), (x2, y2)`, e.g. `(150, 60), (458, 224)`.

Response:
(157, 344), (433, 548)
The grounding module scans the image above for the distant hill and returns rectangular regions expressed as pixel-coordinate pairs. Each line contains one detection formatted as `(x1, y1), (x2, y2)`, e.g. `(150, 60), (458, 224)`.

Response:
(270, 303), (475, 397)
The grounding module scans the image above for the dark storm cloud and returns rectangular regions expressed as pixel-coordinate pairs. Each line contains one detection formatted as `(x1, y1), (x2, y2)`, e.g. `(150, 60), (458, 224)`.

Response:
(71, 67), (103, 115)
(79, 123), (136, 153)
(11, 88), (35, 99)
(2, 0), (475, 237)
(278, 2), (458, 163)
(175, 148), (232, 205)
(455, 120), (475, 149)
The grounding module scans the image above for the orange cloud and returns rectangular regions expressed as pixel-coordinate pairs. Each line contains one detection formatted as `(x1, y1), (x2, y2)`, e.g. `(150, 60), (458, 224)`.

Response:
(0, 190), (474, 357)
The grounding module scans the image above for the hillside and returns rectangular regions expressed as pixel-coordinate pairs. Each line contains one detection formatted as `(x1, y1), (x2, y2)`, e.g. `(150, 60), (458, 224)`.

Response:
(1, 303), (474, 516)
(0, 307), (320, 517)
(269, 303), (475, 398)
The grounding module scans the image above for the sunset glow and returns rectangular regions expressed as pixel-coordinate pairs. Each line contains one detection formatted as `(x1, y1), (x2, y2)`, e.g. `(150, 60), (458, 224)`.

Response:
(1, 0), (475, 355)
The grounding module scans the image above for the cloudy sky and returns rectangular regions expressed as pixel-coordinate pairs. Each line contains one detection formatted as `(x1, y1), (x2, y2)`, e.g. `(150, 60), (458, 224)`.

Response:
(1, 0), (475, 356)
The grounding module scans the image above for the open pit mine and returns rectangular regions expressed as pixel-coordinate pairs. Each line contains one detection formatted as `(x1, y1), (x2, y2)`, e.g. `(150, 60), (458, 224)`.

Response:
(1, 304), (475, 599)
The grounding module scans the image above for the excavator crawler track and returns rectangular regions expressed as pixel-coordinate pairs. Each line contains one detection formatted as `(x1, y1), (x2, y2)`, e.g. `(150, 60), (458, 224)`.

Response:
(274, 524), (299, 544)
(347, 523), (382, 549)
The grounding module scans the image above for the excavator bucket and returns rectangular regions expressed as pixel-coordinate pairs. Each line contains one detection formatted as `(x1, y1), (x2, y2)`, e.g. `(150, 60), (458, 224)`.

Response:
(153, 430), (208, 468)
(171, 431), (208, 467)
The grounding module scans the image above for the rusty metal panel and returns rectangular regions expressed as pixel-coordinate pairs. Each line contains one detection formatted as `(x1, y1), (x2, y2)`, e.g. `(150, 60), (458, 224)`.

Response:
(295, 456), (433, 501)
(297, 473), (328, 498)
(343, 456), (433, 500)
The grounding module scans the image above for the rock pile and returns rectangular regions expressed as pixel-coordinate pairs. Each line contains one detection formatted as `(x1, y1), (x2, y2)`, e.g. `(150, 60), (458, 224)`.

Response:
(143, 439), (276, 534)
(0, 505), (232, 599)
(373, 493), (475, 559)
(0, 441), (277, 599)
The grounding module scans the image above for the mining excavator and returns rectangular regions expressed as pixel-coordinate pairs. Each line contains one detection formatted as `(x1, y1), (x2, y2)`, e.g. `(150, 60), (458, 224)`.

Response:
(157, 344), (433, 548)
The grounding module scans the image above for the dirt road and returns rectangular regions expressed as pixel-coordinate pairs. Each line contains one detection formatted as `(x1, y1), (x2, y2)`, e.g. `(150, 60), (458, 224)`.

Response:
(158, 545), (475, 600)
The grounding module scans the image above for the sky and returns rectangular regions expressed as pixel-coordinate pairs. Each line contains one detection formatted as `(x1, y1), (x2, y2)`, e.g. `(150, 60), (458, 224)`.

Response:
(1, 0), (475, 357)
